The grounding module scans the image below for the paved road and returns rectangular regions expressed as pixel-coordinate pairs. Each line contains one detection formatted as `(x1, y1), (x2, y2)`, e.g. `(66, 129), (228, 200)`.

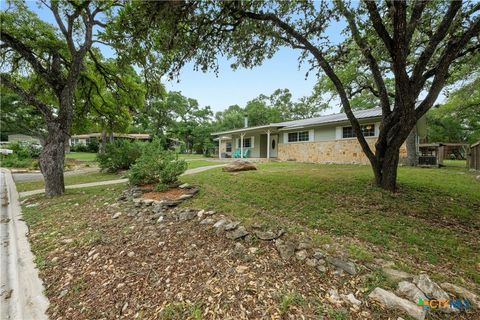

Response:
(19, 163), (226, 197)
(12, 167), (100, 183)
(0, 169), (49, 320)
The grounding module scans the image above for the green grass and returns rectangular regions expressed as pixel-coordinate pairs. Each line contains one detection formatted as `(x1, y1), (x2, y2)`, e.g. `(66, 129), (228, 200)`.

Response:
(65, 152), (97, 161)
(176, 153), (208, 159)
(180, 162), (480, 285)
(187, 159), (226, 169)
(442, 159), (467, 167)
(15, 171), (122, 192)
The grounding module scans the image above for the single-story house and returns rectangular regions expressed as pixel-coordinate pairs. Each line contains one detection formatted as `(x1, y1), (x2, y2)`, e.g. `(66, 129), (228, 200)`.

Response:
(7, 134), (41, 144)
(213, 108), (426, 164)
(69, 133), (151, 146)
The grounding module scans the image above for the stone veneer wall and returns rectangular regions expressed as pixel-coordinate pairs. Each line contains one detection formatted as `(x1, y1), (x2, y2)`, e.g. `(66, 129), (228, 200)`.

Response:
(277, 138), (407, 164)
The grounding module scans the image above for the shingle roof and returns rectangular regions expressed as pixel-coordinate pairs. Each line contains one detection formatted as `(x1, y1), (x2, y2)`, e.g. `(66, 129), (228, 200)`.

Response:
(274, 107), (383, 129)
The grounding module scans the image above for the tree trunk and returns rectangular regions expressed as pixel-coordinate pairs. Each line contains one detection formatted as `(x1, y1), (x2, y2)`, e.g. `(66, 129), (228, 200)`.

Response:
(405, 127), (418, 166)
(39, 122), (67, 197)
(372, 144), (401, 192)
(100, 129), (107, 153)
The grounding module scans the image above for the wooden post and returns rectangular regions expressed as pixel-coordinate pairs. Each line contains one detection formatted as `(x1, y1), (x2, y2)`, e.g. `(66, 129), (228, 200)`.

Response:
(266, 130), (270, 160)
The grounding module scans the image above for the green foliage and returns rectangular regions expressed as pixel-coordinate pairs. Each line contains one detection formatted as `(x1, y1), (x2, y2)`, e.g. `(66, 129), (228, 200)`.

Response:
(427, 76), (480, 144)
(128, 139), (187, 188)
(96, 140), (143, 173)
(0, 141), (40, 168)
(86, 139), (99, 153)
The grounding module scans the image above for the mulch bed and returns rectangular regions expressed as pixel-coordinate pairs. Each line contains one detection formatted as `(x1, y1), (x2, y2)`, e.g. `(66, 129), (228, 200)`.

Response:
(143, 187), (187, 201)
(25, 193), (478, 320)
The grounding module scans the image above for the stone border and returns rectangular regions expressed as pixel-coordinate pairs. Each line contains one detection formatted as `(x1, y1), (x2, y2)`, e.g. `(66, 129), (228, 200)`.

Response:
(116, 199), (480, 320)
(118, 183), (200, 209)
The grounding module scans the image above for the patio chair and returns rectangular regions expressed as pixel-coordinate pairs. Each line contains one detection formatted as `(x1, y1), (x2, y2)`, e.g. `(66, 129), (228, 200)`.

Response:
(232, 149), (241, 158)
(243, 149), (250, 158)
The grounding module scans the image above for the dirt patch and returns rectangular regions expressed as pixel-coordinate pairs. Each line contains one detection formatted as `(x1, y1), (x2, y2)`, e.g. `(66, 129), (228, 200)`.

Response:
(143, 187), (188, 201)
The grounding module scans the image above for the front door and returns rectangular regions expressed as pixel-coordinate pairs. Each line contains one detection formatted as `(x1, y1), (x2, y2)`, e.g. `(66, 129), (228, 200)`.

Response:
(269, 134), (278, 157)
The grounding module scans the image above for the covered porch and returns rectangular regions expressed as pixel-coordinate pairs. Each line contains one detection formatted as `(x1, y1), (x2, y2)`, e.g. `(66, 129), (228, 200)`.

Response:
(213, 125), (281, 160)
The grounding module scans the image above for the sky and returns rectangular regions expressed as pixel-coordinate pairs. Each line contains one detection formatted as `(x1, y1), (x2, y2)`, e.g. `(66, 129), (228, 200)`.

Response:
(20, 1), (349, 115)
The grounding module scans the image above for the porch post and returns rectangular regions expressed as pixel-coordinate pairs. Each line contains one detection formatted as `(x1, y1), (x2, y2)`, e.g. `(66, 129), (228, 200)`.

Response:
(218, 138), (222, 159)
(240, 133), (244, 159)
(267, 130), (271, 160)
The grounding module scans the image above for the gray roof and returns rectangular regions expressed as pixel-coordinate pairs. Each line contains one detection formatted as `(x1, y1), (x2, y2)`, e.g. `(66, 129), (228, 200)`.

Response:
(275, 107), (382, 129)
(212, 107), (383, 136)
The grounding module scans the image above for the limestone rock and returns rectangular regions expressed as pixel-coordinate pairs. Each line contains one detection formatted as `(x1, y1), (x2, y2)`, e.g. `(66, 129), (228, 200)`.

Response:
(178, 210), (197, 221)
(112, 212), (122, 219)
(341, 293), (362, 306)
(440, 283), (480, 308)
(213, 219), (228, 229)
(226, 226), (249, 240)
(275, 240), (295, 260)
(413, 274), (449, 300)
(222, 160), (257, 172)
(254, 229), (283, 240)
(224, 221), (240, 231)
(305, 258), (317, 267)
(327, 289), (342, 305)
(313, 250), (325, 260)
(295, 250), (308, 261)
(383, 268), (413, 282)
(199, 218), (215, 225)
(397, 281), (427, 303)
(368, 288), (425, 320)
(317, 265), (327, 273)
(326, 257), (357, 275)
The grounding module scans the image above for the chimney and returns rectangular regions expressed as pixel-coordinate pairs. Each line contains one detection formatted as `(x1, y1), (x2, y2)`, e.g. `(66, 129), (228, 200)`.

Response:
(244, 115), (248, 128)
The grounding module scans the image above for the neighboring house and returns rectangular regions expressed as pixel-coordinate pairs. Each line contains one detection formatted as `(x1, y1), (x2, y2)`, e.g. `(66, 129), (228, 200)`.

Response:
(7, 134), (41, 144)
(213, 108), (426, 164)
(69, 133), (151, 146)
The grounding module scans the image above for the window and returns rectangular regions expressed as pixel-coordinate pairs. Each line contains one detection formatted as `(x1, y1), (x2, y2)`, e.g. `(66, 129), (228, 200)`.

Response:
(237, 137), (252, 148)
(288, 131), (309, 142)
(226, 142), (232, 152)
(342, 124), (375, 138)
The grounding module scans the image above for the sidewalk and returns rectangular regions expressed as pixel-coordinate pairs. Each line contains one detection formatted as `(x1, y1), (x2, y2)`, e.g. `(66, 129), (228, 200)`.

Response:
(19, 163), (226, 197)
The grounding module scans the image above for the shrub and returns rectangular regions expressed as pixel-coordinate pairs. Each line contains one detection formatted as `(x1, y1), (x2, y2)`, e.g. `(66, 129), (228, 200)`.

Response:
(0, 154), (35, 168)
(129, 139), (187, 188)
(86, 138), (99, 153)
(96, 140), (143, 173)
(70, 143), (89, 152)
(8, 141), (42, 159)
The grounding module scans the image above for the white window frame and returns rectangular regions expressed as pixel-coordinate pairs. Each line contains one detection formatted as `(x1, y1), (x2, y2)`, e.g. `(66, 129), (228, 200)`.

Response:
(236, 136), (255, 148)
(338, 123), (376, 139)
(283, 129), (314, 143)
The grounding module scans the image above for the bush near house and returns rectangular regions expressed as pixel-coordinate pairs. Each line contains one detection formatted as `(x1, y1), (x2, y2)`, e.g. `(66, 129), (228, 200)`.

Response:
(0, 142), (41, 169)
(96, 140), (143, 173)
(129, 139), (187, 190)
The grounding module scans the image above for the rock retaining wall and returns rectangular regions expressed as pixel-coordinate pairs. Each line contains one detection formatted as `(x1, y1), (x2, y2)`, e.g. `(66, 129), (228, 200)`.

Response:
(278, 138), (408, 164)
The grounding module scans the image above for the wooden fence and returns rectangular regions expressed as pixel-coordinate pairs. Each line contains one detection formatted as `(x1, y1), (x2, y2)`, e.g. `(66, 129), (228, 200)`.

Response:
(469, 141), (480, 170)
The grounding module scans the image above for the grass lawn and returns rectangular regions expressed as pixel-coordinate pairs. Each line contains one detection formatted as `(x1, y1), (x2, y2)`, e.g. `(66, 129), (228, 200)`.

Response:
(15, 171), (122, 192)
(176, 153), (208, 159)
(181, 162), (480, 286)
(442, 159), (467, 167)
(66, 152), (97, 162)
(187, 159), (227, 169)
